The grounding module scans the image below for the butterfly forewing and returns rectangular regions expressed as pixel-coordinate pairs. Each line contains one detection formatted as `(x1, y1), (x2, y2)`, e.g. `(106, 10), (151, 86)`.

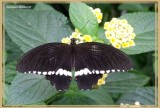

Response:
(74, 42), (133, 90)
(16, 39), (133, 91)
(16, 43), (72, 91)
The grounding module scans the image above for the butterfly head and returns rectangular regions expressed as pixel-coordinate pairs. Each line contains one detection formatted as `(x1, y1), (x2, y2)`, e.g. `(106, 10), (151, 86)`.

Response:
(71, 38), (77, 46)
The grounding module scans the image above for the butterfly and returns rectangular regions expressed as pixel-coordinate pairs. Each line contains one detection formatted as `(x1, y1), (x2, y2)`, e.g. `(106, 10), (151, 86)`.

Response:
(16, 38), (133, 91)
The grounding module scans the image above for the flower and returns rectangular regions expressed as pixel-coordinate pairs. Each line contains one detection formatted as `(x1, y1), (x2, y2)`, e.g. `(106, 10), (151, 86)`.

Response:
(61, 37), (71, 44)
(129, 40), (135, 46)
(97, 78), (105, 86)
(90, 7), (103, 23)
(113, 43), (121, 49)
(104, 18), (136, 49)
(120, 101), (141, 106)
(110, 37), (116, 44)
(122, 42), (130, 48)
(71, 32), (81, 39)
(61, 29), (93, 44)
(135, 101), (140, 105)
(70, 29), (81, 39)
(83, 35), (92, 42)
(96, 74), (108, 86)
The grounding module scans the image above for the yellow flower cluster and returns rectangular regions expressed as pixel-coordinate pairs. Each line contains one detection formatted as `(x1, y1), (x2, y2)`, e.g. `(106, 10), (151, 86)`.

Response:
(104, 18), (136, 49)
(97, 74), (108, 86)
(61, 29), (93, 44)
(89, 7), (103, 23)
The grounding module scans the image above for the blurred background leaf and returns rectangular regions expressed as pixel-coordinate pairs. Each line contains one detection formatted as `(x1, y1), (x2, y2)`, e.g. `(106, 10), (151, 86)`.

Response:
(5, 61), (17, 84)
(118, 3), (149, 12)
(5, 33), (23, 63)
(117, 87), (156, 105)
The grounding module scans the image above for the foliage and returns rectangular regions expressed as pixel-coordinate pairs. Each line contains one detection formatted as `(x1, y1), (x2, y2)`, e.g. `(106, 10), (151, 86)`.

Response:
(4, 2), (156, 106)
(117, 87), (155, 105)
(120, 12), (155, 54)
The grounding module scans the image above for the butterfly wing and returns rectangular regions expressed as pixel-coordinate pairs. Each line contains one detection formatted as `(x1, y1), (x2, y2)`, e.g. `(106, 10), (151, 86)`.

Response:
(16, 43), (72, 91)
(74, 42), (133, 90)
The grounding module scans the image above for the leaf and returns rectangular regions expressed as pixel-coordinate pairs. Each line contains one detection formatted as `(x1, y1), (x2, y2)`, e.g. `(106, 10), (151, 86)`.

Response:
(52, 80), (114, 105)
(80, 87), (114, 105)
(119, 12), (155, 55)
(51, 81), (97, 105)
(5, 8), (72, 53)
(5, 61), (17, 83)
(98, 27), (110, 44)
(52, 90), (96, 105)
(31, 101), (46, 105)
(117, 87), (156, 105)
(3, 83), (10, 105)
(69, 3), (98, 37)
(103, 72), (150, 94)
(5, 33), (23, 63)
(34, 3), (53, 10)
(118, 4), (149, 12)
(7, 73), (58, 105)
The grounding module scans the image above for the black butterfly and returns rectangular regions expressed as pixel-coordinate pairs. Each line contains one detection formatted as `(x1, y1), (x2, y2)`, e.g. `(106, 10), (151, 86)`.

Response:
(16, 38), (133, 91)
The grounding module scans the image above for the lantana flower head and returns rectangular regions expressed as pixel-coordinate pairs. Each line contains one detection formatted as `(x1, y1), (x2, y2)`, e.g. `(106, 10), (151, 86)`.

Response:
(89, 7), (103, 23)
(104, 18), (136, 49)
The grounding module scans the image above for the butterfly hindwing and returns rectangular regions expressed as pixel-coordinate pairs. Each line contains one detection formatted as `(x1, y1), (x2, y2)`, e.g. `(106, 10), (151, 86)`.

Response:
(74, 42), (133, 90)
(16, 43), (72, 90)
(75, 74), (102, 90)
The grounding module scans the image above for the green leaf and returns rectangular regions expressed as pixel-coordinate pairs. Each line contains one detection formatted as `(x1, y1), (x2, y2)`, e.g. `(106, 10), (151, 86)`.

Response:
(118, 4), (149, 12)
(103, 72), (150, 94)
(119, 12), (155, 54)
(117, 87), (156, 105)
(5, 8), (72, 53)
(31, 101), (46, 105)
(98, 27), (110, 44)
(3, 83), (10, 105)
(52, 80), (114, 105)
(51, 81), (95, 105)
(7, 73), (58, 105)
(69, 3), (98, 37)
(5, 61), (17, 83)
(5, 33), (23, 63)
(52, 90), (96, 105)
(34, 3), (53, 10)
(80, 87), (114, 105)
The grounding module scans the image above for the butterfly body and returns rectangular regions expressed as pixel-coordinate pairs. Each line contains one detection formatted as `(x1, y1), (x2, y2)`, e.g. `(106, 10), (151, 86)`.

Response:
(16, 38), (133, 91)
